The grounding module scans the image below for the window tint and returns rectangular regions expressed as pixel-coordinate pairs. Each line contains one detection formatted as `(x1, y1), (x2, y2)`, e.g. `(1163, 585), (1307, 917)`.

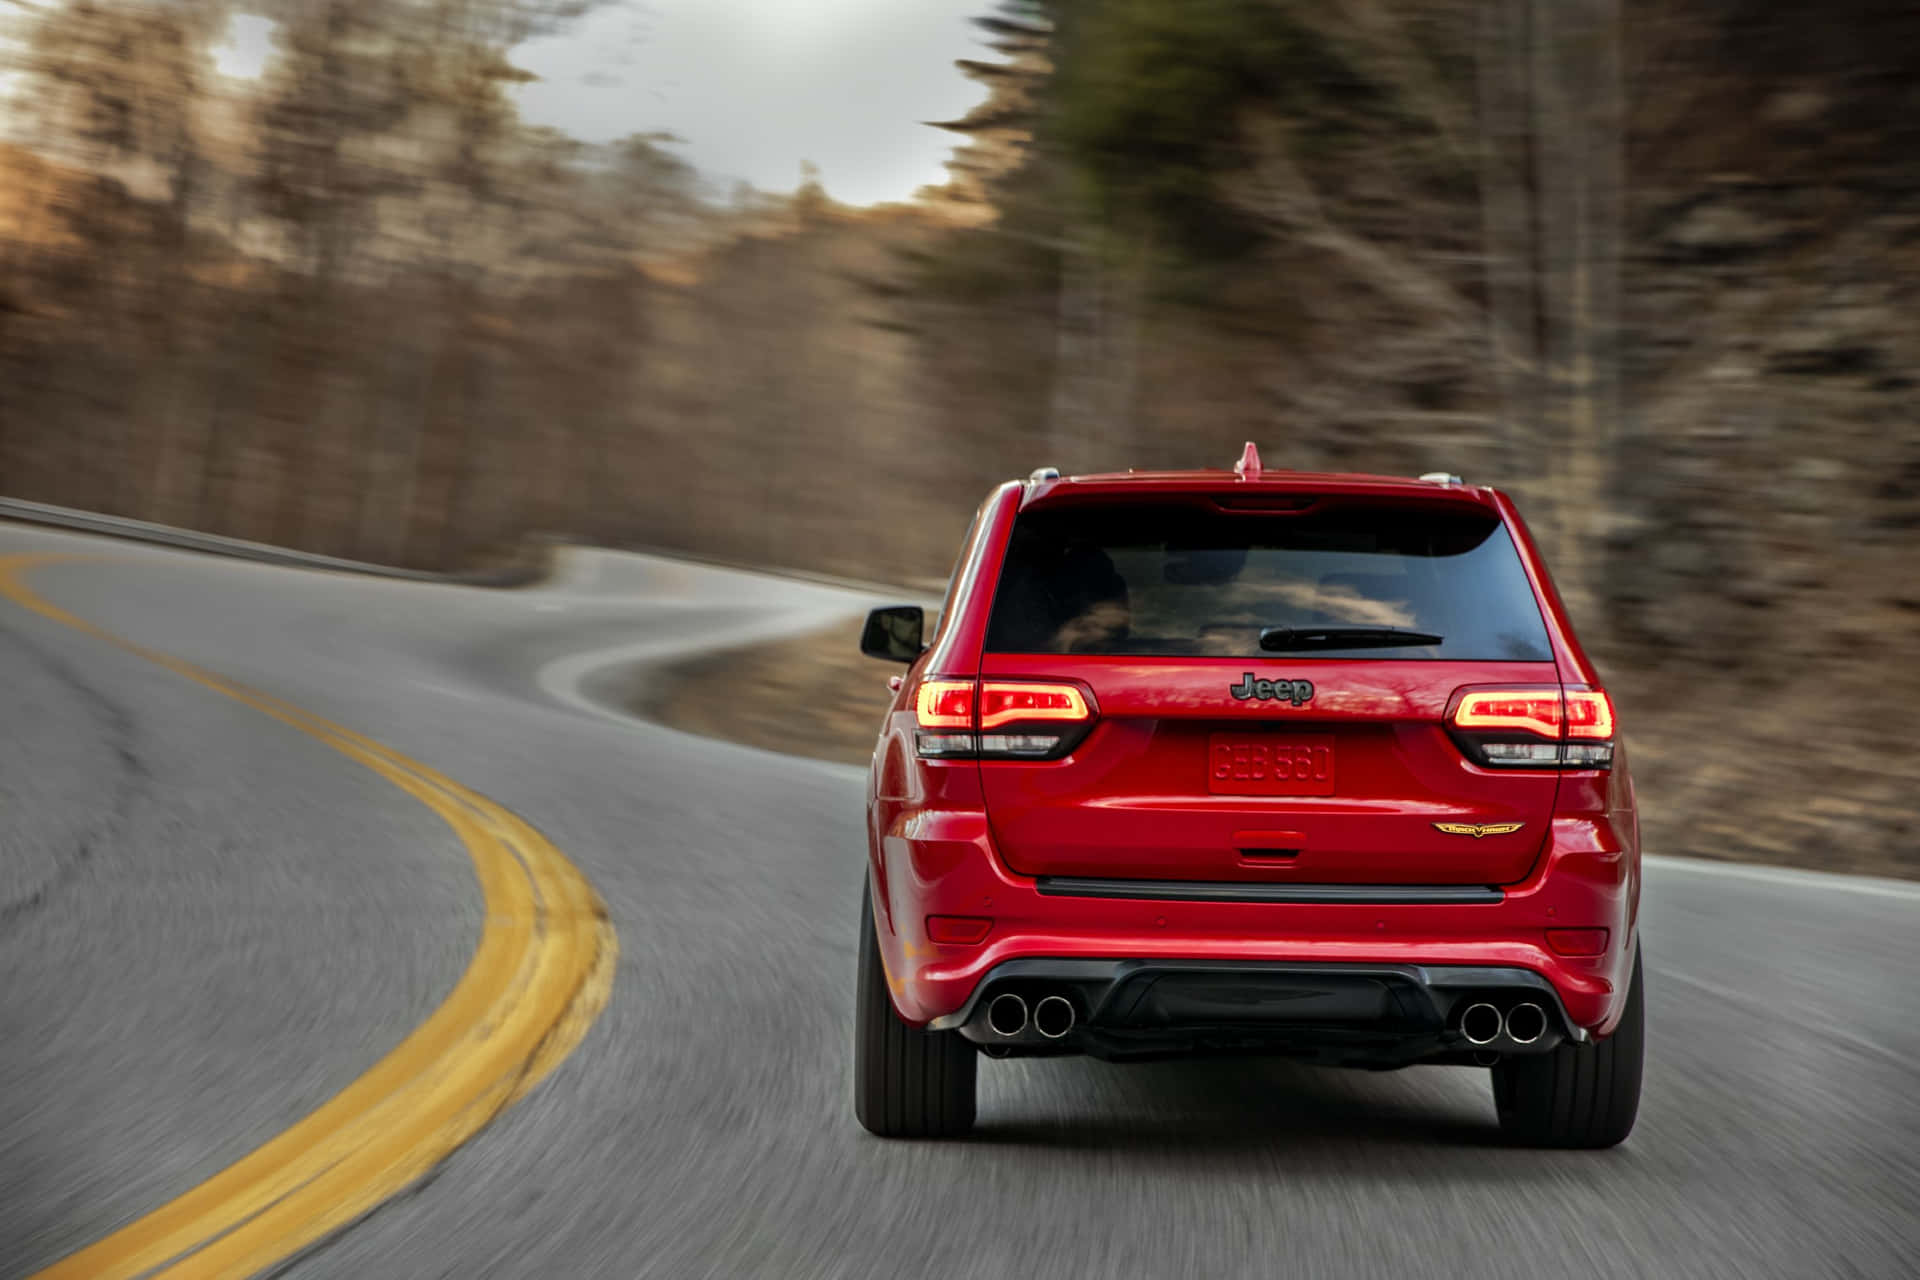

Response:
(984, 503), (1552, 660)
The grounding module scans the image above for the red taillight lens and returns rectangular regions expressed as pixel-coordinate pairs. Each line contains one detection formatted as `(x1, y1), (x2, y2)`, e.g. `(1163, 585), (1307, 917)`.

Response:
(1452, 690), (1563, 738)
(979, 682), (1090, 729)
(915, 680), (975, 729)
(1565, 689), (1615, 740)
(1448, 686), (1617, 770)
(913, 679), (1096, 760)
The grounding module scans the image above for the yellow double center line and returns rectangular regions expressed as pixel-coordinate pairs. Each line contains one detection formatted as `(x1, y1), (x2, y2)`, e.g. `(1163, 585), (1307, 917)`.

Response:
(1, 554), (617, 1280)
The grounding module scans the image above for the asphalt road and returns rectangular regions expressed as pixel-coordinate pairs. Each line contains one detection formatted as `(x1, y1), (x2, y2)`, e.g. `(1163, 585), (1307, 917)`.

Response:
(1, 523), (1915, 1280)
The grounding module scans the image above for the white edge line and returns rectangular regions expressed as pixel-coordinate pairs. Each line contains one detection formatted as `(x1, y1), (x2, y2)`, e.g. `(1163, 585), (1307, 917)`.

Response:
(1645, 854), (1920, 901)
(533, 603), (866, 727)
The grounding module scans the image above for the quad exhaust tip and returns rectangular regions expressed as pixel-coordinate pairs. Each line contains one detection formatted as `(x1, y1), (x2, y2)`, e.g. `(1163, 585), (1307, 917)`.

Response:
(1459, 1002), (1503, 1046)
(1504, 1001), (1547, 1046)
(987, 993), (1029, 1038)
(1033, 995), (1077, 1040)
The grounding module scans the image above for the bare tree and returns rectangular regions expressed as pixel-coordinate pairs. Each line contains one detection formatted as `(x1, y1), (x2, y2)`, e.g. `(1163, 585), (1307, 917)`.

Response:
(1477, 0), (1624, 623)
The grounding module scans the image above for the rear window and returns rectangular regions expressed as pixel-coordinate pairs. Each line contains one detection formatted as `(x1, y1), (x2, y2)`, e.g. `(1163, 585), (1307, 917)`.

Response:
(984, 502), (1552, 660)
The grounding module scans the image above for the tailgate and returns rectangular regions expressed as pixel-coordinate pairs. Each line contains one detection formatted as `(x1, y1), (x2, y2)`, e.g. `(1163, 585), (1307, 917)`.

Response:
(980, 656), (1558, 885)
(974, 495), (1561, 887)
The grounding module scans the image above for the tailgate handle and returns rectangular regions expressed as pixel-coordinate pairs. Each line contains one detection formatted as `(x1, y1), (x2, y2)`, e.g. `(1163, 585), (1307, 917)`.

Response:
(1235, 830), (1305, 859)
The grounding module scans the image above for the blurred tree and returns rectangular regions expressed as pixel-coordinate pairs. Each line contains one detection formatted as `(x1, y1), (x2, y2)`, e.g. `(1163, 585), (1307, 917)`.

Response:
(8, 0), (225, 517)
(1474, 0), (1624, 622)
(793, 160), (831, 224)
(931, 0), (1623, 619)
(229, 0), (633, 555)
(597, 133), (698, 256)
(16, 0), (221, 180)
(233, 0), (412, 545)
(1052, 0), (1282, 260)
(928, 1), (1052, 211)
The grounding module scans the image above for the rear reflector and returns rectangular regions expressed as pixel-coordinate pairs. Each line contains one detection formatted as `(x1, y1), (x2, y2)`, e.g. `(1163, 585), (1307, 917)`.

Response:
(1546, 927), (1609, 957)
(926, 915), (993, 945)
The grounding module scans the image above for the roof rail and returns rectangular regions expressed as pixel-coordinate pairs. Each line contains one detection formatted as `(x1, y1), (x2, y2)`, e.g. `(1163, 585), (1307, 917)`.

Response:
(1419, 471), (1464, 485)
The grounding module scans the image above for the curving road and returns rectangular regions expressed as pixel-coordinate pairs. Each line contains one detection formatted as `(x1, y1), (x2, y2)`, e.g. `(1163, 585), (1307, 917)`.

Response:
(0, 523), (1915, 1279)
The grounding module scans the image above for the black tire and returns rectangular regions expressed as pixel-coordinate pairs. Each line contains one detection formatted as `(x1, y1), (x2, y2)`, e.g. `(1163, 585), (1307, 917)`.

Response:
(1493, 948), (1644, 1148)
(853, 883), (977, 1138)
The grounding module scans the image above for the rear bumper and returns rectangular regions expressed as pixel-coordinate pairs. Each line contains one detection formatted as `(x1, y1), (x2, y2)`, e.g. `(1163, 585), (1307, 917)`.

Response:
(872, 809), (1639, 1037)
(932, 957), (1583, 1066)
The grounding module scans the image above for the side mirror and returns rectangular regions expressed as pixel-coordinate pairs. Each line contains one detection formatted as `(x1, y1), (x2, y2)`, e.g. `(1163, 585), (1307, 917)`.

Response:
(860, 605), (924, 663)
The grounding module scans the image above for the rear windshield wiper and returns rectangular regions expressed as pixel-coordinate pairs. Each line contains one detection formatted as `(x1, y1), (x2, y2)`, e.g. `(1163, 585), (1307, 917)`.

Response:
(1259, 626), (1444, 652)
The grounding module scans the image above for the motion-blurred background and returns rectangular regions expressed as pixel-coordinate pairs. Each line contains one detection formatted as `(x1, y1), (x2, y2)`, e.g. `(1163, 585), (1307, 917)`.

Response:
(0, 0), (1914, 878)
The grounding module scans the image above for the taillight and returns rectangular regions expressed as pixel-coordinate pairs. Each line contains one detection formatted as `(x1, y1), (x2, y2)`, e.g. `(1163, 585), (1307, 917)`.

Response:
(913, 681), (977, 756)
(1452, 690), (1564, 739)
(1446, 685), (1616, 770)
(914, 679), (1096, 759)
(1565, 691), (1614, 739)
(915, 681), (974, 728)
(979, 683), (1088, 728)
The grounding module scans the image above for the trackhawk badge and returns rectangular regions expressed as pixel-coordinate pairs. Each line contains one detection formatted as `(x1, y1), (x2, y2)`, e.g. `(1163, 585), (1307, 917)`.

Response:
(1432, 821), (1526, 839)
(1229, 673), (1315, 706)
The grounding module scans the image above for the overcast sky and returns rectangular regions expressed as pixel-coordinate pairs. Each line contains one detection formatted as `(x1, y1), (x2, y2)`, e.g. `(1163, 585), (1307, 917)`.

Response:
(511, 0), (994, 206)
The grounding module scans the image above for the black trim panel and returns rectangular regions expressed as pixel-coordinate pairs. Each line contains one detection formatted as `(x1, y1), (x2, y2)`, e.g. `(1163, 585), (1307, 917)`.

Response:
(1034, 877), (1504, 905)
(927, 957), (1588, 1060)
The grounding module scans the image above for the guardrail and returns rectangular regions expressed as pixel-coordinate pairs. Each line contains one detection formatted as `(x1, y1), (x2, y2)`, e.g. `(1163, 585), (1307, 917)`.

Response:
(0, 497), (553, 586)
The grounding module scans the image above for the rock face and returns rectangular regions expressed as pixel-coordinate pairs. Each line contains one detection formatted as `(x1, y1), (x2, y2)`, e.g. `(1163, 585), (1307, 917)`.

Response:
(1613, 58), (1920, 874)
(1661, 200), (1793, 260)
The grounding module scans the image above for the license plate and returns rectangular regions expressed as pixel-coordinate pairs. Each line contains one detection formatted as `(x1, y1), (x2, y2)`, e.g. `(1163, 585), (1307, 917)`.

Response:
(1207, 734), (1336, 796)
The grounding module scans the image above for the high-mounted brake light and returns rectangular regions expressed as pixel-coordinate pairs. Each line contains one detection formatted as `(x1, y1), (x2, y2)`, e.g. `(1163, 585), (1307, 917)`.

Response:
(913, 679), (1097, 760)
(1447, 686), (1616, 770)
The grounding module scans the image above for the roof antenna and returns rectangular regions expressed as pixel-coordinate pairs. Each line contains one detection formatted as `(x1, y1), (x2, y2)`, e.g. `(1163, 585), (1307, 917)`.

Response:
(1234, 441), (1263, 478)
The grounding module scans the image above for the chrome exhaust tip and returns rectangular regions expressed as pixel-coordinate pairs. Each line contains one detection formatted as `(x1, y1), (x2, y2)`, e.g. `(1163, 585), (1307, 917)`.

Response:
(1032, 994), (1077, 1040)
(986, 993), (1029, 1038)
(1459, 1001), (1503, 1046)
(1504, 1001), (1547, 1046)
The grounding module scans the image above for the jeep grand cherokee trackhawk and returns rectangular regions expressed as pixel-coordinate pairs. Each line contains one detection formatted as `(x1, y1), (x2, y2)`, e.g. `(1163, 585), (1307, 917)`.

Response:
(852, 446), (1643, 1148)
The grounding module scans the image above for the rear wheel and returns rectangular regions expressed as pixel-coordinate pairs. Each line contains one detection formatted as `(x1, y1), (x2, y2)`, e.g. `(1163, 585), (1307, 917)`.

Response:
(853, 883), (977, 1138)
(1492, 949), (1644, 1148)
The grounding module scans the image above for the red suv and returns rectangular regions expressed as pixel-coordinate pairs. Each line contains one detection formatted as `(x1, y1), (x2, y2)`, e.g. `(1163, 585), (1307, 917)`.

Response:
(853, 448), (1643, 1148)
